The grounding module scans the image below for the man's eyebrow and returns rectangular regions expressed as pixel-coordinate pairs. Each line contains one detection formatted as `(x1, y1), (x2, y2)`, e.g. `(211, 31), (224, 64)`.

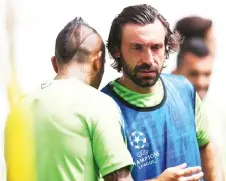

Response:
(130, 41), (145, 44)
(129, 42), (163, 46)
(130, 42), (145, 46)
(151, 43), (164, 47)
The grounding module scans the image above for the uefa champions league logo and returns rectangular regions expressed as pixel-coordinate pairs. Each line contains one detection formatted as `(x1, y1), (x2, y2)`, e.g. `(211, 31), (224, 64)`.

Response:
(129, 131), (147, 149)
(129, 131), (159, 169)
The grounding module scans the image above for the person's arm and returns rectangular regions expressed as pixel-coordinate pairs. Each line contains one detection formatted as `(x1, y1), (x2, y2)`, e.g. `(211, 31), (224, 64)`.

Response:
(200, 142), (224, 181)
(103, 166), (133, 181)
(195, 93), (224, 181)
(91, 96), (134, 180)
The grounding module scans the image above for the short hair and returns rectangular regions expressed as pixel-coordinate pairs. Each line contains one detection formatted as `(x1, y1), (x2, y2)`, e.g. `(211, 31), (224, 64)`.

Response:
(174, 16), (212, 39)
(107, 4), (182, 72)
(177, 37), (210, 68)
(55, 17), (105, 64)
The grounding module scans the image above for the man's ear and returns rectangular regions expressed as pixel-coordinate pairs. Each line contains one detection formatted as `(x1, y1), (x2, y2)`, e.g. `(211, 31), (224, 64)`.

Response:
(113, 47), (120, 58)
(51, 56), (58, 73)
(93, 51), (103, 71)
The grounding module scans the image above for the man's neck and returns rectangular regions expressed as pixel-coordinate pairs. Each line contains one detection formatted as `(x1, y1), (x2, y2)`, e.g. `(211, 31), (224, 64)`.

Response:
(119, 74), (158, 94)
(55, 65), (90, 84)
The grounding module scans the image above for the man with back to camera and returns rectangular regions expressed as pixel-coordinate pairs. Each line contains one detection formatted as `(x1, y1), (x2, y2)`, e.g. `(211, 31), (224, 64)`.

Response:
(4, 17), (134, 181)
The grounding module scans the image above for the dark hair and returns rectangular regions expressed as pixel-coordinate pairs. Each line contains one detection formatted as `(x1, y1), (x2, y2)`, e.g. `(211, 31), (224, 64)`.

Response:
(55, 17), (105, 64)
(107, 4), (181, 72)
(174, 16), (212, 39)
(177, 37), (210, 68)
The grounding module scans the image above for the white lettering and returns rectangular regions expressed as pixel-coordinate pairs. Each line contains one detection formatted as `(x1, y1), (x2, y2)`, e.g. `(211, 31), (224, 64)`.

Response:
(139, 159), (157, 169)
(135, 151), (160, 169)
(140, 157), (145, 163)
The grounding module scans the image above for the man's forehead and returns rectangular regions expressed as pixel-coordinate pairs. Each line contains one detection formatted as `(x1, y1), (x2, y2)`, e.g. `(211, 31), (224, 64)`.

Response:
(122, 20), (166, 44)
(184, 54), (213, 69)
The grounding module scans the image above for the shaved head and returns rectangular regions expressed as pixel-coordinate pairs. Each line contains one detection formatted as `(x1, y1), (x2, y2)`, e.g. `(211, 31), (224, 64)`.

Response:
(55, 17), (105, 64)
(52, 17), (106, 89)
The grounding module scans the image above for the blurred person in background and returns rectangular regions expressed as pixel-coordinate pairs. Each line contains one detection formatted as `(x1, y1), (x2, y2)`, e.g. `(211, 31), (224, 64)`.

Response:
(174, 17), (226, 180)
(172, 38), (213, 99)
(4, 17), (134, 181)
(174, 16), (215, 57)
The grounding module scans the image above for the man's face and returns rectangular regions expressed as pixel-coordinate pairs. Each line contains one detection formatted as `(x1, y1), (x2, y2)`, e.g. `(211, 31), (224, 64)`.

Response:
(119, 20), (166, 87)
(178, 53), (213, 99)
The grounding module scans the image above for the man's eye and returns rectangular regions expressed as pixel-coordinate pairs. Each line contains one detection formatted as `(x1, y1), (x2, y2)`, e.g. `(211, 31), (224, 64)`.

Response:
(189, 71), (199, 77)
(151, 45), (161, 50)
(133, 44), (143, 50)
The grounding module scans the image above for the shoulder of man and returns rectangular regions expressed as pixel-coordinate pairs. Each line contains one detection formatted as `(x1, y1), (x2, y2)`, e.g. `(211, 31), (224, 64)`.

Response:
(161, 73), (195, 92)
(161, 73), (196, 108)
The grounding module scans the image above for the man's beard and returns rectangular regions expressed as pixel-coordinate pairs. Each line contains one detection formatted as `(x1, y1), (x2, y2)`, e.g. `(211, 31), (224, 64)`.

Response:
(121, 57), (162, 88)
